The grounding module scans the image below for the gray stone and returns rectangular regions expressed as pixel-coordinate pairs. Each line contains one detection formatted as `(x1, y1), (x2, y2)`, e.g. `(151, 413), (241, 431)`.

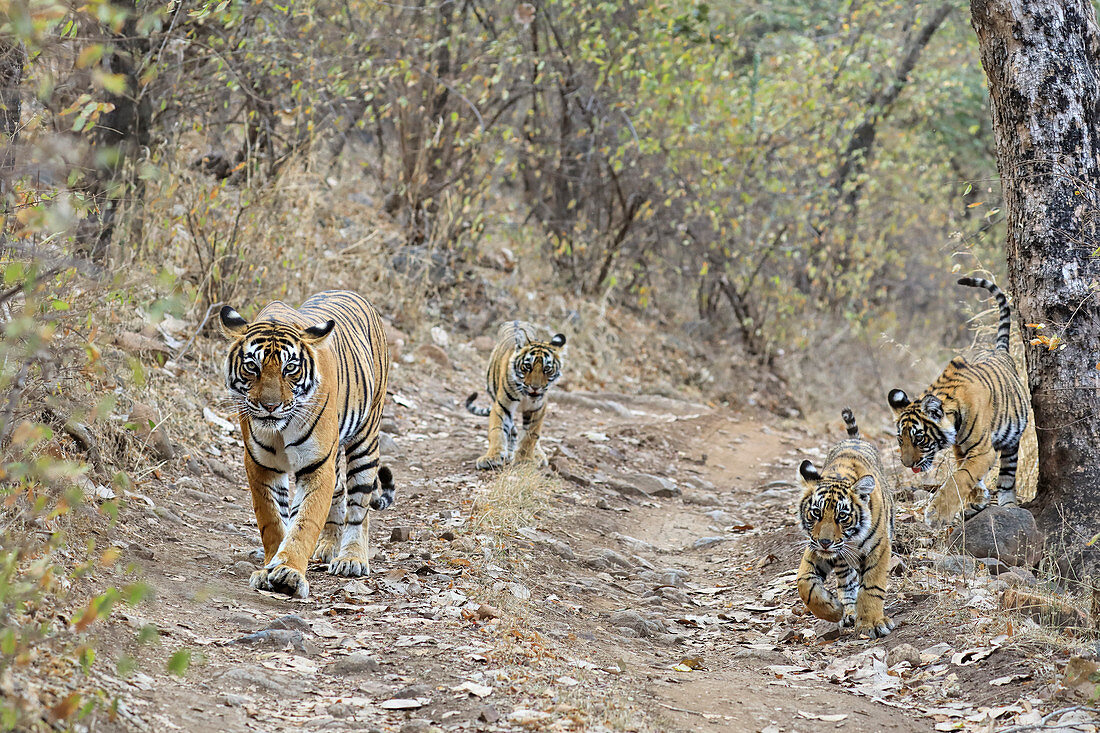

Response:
(612, 533), (656, 554)
(399, 721), (432, 733)
(226, 613), (261, 631)
(230, 561), (255, 577)
(233, 628), (312, 653)
(329, 652), (380, 676)
(267, 615), (311, 633)
(327, 702), (355, 718)
(379, 431), (398, 456)
(692, 537), (727, 550)
(439, 530), (456, 541)
(609, 609), (669, 638)
(380, 418), (400, 435)
(220, 693), (250, 707)
(1004, 567), (1038, 587)
(934, 554), (977, 576)
(975, 557), (1011, 575)
(950, 505), (1042, 566)
(682, 490), (721, 506)
(218, 667), (302, 696)
(583, 548), (632, 570)
(516, 527), (576, 560)
(478, 705), (500, 723)
(886, 643), (921, 668)
(638, 567), (689, 587)
(705, 509), (734, 524)
(390, 526), (413, 542)
(682, 475), (716, 491)
(609, 472), (680, 499)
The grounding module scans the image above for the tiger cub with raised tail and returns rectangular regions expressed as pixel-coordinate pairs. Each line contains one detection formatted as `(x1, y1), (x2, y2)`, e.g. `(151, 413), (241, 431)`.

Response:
(466, 321), (565, 470)
(797, 408), (895, 638)
(887, 277), (1028, 527)
(220, 290), (393, 599)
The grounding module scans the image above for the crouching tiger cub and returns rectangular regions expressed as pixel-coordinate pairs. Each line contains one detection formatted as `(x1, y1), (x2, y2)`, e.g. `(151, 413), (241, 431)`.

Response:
(888, 277), (1028, 527)
(466, 321), (566, 470)
(220, 290), (394, 598)
(797, 409), (895, 638)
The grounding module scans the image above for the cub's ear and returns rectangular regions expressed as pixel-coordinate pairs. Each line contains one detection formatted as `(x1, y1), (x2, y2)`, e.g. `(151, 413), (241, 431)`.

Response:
(887, 388), (910, 411)
(799, 460), (821, 483)
(303, 319), (336, 343)
(852, 475), (876, 499)
(550, 333), (566, 348)
(920, 394), (944, 421)
(219, 306), (249, 337)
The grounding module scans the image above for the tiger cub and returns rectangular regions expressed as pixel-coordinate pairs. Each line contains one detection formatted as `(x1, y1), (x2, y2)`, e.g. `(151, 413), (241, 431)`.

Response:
(797, 408), (895, 638)
(220, 290), (393, 598)
(888, 277), (1028, 527)
(466, 321), (565, 470)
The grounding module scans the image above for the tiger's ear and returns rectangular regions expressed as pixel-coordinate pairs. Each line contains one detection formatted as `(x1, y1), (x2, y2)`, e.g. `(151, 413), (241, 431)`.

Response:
(302, 319), (336, 344)
(852, 475), (876, 499)
(799, 460), (820, 483)
(920, 395), (944, 421)
(887, 388), (910, 414)
(219, 306), (249, 337)
(550, 333), (566, 348)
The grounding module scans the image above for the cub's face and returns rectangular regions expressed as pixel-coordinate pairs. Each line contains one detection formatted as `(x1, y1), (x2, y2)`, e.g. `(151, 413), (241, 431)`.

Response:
(798, 460), (875, 559)
(887, 389), (955, 474)
(220, 306), (334, 432)
(512, 333), (565, 399)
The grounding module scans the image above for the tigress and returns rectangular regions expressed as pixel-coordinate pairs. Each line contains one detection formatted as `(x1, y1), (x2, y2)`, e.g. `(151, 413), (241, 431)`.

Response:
(887, 277), (1028, 527)
(797, 408), (895, 638)
(465, 321), (566, 470)
(220, 290), (393, 598)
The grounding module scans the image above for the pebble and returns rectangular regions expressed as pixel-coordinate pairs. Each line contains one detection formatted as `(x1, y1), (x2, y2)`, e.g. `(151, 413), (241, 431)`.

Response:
(933, 554), (977, 576)
(330, 652), (380, 675)
(390, 527), (413, 542)
(886, 643), (922, 668)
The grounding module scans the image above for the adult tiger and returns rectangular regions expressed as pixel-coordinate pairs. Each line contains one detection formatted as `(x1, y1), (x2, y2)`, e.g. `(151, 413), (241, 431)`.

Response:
(220, 290), (393, 598)
(465, 321), (565, 470)
(887, 277), (1028, 527)
(797, 408), (895, 638)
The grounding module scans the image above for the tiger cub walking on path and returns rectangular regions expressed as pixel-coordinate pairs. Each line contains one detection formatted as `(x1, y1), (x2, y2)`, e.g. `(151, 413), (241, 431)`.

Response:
(887, 277), (1029, 527)
(797, 408), (895, 638)
(220, 290), (393, 599)
(466, 321), (566, 470)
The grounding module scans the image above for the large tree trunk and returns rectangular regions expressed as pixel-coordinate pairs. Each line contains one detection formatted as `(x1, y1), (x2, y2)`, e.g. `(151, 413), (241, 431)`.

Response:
(969, 0), (1100, 560)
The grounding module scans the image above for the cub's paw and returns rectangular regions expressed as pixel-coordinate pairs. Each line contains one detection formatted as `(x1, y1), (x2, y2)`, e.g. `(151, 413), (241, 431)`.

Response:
(922, 502), (956, 529)
(963, 501), (988, 521)
(997, 489), (1018, 507)
(250, 564), (309, 599)
(329, 556), (369, 577)
(855, 615), (896, 638)
(839, 607), (857, 630)
(312, 532), (340, 564)
(475, 453), (505, 470)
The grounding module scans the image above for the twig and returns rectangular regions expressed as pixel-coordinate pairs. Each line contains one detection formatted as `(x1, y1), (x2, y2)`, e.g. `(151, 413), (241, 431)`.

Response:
(997, 706), (1100, 732)
(656, 702), (709, 717)
(43, 406), (103, 470)
(174, 301), (224, 363)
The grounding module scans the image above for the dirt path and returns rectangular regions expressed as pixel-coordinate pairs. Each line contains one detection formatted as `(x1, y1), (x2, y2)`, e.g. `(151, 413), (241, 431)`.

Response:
(88, 352), (1069, 732)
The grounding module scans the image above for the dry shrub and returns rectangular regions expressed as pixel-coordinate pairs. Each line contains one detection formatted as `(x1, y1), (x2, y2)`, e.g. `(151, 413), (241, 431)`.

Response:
(468, 463), (557, 537)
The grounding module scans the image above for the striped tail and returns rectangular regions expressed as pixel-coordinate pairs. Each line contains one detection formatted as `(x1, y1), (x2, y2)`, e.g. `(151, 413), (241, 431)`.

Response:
(841, 407), (859, 438)
(369, 466), (396, 510)
(958, 277), (1011, 352)
(465, 393), (491, 417)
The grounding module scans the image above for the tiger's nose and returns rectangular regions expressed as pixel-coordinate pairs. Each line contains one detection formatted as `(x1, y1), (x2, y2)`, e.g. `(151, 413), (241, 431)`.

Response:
(818, 538), (833, 549)
(260, 401), (280, 413)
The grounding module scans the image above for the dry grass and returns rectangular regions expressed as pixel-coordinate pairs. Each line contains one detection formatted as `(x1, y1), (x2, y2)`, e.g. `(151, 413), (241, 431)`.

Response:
(468, 463), (557, 538)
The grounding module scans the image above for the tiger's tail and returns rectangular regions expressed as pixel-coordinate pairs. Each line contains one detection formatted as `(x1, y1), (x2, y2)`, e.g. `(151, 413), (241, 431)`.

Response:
(465, 393), (491, 417)
(958, 276), (1011, 352)
(841, 407), (859, 438)
(369, 466), (396, 511)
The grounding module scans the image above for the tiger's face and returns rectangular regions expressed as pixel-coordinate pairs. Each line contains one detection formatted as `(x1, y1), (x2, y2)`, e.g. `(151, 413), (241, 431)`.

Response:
(887, 389), (955, 474)
(220, 306), (335, 432)
(512, 333), (565, 400)
(798, 460), (875, 559)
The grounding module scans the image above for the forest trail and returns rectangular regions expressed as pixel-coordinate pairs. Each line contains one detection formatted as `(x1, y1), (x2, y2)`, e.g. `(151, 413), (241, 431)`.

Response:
(93, 350), (1053, 732)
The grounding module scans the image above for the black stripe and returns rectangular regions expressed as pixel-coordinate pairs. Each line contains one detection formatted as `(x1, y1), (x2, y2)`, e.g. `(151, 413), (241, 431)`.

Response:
(295, 441), (336, 481)
(287, 394), (330, 448)
(246, 443), (281, 474)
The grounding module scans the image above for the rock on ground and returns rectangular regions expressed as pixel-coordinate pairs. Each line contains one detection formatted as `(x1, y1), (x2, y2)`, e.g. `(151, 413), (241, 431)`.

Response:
(950, 505), (1042, 567)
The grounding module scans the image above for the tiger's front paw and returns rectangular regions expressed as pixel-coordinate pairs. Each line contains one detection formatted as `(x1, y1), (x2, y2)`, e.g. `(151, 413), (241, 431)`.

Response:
(923, 501), (957, 529)
(839, 606), (857, 630)
(329, 556), (369, 577)
(250, 564), (309, 599)
(855, 614), (896, 638)
(475, 453), (505, 470)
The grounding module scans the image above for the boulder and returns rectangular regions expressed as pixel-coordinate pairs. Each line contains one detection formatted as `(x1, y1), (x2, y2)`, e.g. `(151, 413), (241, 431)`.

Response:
(949, 505), (1042, 566)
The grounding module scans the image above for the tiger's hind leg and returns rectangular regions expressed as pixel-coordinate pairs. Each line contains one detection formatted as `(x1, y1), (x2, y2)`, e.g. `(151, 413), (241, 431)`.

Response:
(329, 432), (378, 577)
(797, 552), (843, 623)
(995, 442), (1019, 506)
(313, 452), (346, 564)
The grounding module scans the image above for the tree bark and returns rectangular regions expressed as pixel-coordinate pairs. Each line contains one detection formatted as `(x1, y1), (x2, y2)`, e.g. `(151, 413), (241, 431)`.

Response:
(0, 41), (24, 206)
(969, 0), (1100, 554)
